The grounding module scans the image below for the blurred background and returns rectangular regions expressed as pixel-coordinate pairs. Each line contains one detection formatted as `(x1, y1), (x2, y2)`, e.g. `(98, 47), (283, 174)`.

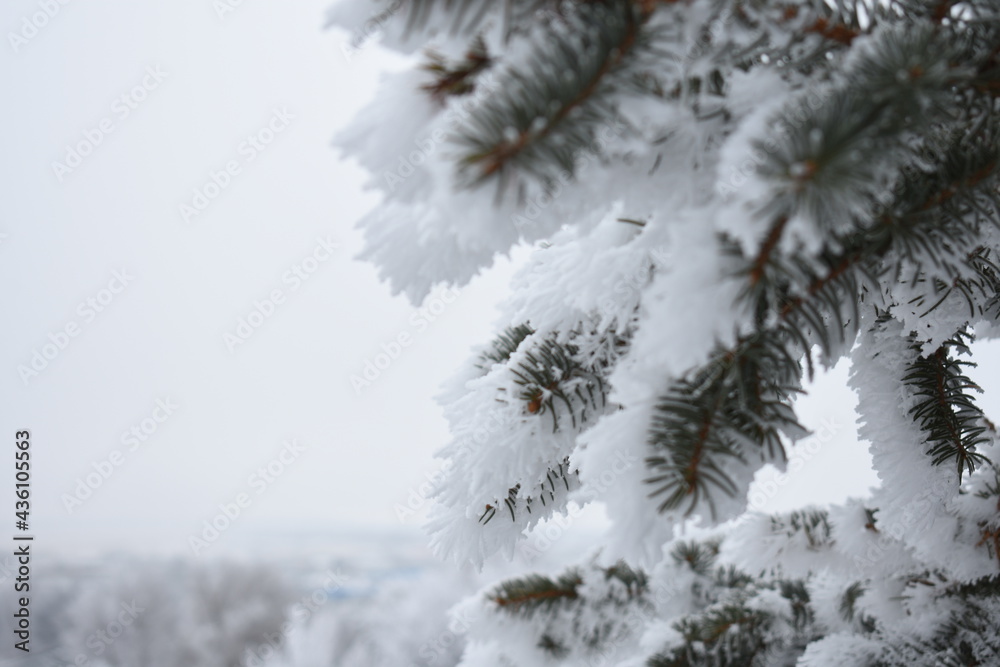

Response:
(2, 1), (995, 665)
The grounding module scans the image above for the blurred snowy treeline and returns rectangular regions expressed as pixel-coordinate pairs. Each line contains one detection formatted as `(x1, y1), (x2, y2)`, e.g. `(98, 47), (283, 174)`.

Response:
(0, 539), (481, 667)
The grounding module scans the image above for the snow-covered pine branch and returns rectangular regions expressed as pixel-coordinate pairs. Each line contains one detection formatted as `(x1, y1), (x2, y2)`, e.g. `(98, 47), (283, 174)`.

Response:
(333, 0), (1000, 663)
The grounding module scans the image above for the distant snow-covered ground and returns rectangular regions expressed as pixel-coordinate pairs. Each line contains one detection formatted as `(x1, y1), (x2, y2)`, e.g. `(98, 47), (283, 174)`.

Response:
(3, 527), (594, 667)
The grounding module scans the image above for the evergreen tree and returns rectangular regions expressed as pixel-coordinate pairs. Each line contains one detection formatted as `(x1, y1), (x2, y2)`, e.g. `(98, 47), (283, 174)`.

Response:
(331, 0), (1000, 664)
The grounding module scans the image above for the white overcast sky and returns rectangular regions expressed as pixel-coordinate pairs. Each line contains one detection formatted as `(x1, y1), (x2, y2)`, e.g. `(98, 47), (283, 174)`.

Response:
(2, 0), (998, 560)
